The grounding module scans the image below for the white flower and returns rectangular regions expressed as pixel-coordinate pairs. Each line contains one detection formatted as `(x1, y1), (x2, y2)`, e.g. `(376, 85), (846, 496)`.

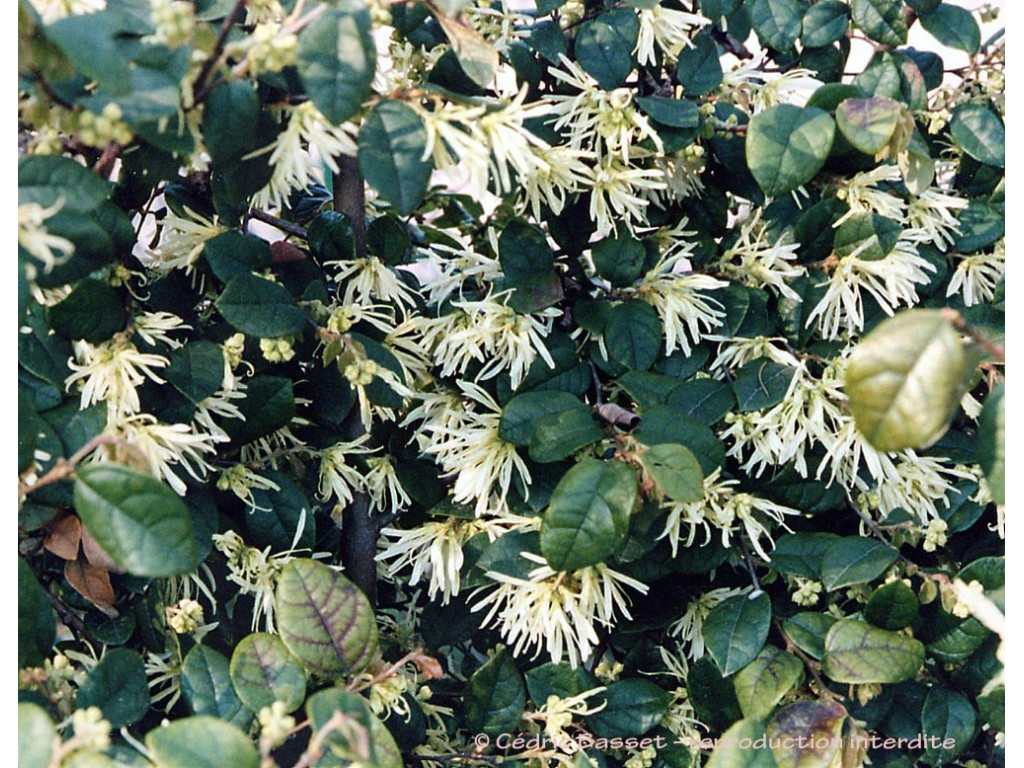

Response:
(102, 413), (220, 496)
(318, 436), (375, 509)
(29, 0), (104, 24)
(217, 464), (282, 511)
(717, 210), (805, 300)
(65, 338), (170, 420)
(249, 102), (357, 210)
(856, 452), (972, 524)
(635, 4), (707, 65)
(472, 552), (649, 667)
(946, 249), (1004, 306)
(517, 144), (596, 220)
(18, 200), (74, 276)
(329, 256), (419, 315)
(414, 233), (505, 306)
(148, 207), (226, 275)
(133, 311), (190, 349)
(710, 336), (802, 377)
(668, 586), (749, 660)
(376, 517), (487, 604)
(465, 4), (532, 53)
(657, 468), (799, 561)
(365, 454), (411, 515)
(904, 187), (967, 251)
(589, 155), (668, 235)
(806, 240), (935, 339)
(418, 381), (531, 515)
(833, 165), (907, 225)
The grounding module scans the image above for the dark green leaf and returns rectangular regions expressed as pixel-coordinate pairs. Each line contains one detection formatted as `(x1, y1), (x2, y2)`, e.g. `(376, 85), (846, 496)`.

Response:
(246, 471), (315, 552)
(275, 559), (378, 676)
(949, 103), (1005, 168)
(48, 278), (126, 343)
(19, 155), (110, 213)
(296, 3), (376, 125)
(181, 646), (252, 728)
(845, 310), (966, 452)
(230, 633), (306, 713)
(636, 97), (700, 129)
(850, 0), (907, 46)
(748, 0), (802, 51)
(44, 11), (132, 93)
(465, 648), (526, 736)
(801, 0), (849, 47)
(769, 533), (839, 579)
(18, 559), (55, 669)
(643, 443), (703, 503)
(575, 8), (639, 89)
(833, 212), (902, 260)
(634, 404), (725, 474)
(358, 100), (433, 216)
(74, 465), (198, 577)
(977, 684), (1003, 732)
(781, 612), (836, 660)
(305, 687), (402, 768)
(499, 391), (585, 445)
(835, 96), (904, 155)
(703, 592), (772, 676)
(224, 376), (295, 445)
(591, 232), (646, 287)
(746, 105), (835, 197)
(202, 81), (261, 163)
(675, 35), (723, 95)
(820, 537), (899, 590)
(665, 379), (735, 426)
(146, 716), (259, 768)
(918, 3), (980, 55)
(920, 687), (977, 765)
(865, 580), (919, 630)
(529, 408), (604, 463)
(165, 342), (225, 407)
(587, 679), (670, 738)
(977, 382), (1004, 504)
(433, 12), (499, 88)
(499, 220), (555, 280)
(524, 663), (599, 704)
(733, 358), (798, 412)
(605, 300), (662, 371)
(541, 459), (637, 570)
(203, 232), (273, 283)
(76, 649), (149, 728)
(822, 618), (925, 683)
(216, 272), (307, 337)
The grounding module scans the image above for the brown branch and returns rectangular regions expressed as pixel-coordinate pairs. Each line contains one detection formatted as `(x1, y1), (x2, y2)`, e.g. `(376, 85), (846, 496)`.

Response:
(19, 433), (120, 499)
(773, 616), (844, 703)
(191, 0), (248, 105)
(941, 308), (1005, 363)
(248, 209), (309, 239)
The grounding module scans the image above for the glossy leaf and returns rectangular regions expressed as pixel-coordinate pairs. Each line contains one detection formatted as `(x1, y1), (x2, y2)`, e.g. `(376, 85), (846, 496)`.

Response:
(703, 593), (772, 676)
(229, 633), (307, 714)
(746, 106), (835, 197)
(822, 618), (925, 683)
(216, 272), (307, 338)
(464, 648), (526, 736)
(146, 716), (259, 768)
(181, 645), (252, 728)
(358, 100), (433, 216)
(820, 537), (899, 590)
(733, 646), (804, 720)
(76, 649), (150, 728)
(575, 8), (639, 89)
(587, 679), (671, 738)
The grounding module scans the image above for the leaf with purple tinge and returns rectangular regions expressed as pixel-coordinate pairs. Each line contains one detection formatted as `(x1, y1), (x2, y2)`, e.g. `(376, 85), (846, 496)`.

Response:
(275, 559), (379, 678)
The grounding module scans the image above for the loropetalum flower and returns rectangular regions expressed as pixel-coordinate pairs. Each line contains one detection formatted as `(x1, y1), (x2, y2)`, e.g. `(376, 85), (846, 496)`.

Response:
(668, 586), (750, 660)
(946, 249), (1005, 306)
(18, 200), (74, 275)
(65, 337), (170, 421)
(472, 552), (649, 668)
(716, 209), (804, 301)
(148, 207), (226, 275)
(634, 4), (707, 65)
(657, 468), (799, 561)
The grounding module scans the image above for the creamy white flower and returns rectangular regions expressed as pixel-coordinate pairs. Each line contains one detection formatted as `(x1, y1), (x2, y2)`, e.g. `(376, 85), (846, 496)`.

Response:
(806, 240), (935, 339)
(517, 144), (596, 220)
(318, 436), (375, 509)
(589, 155), (668, 235)
(465, 4), (532, 53)
(717, 210), (804, 300)
(657, 468), (799, 561)
(18, 200), (74, 276)
(377, 517), (487, 604)
(472, 552), (648, 667)
(149, 207), (226, 275)
(65, 338), (170, 420)
(217, 464), (281, 511)
(946, 249), (1005, 306)
(414, 234), (505, 306)
(710, 336), (802, 376)
(329, 256), (419, 315)
(668, 586), (750, 660)
(635, 5), (707, 65)
(29, 0), (104, 23)
(365, 454), (411, 514)
(133, 311), (190, 349)
(904, 187), (967, 251)
(857, 452), (973, 524)
(833, 165), (907, 225)
(654, 144), (707, 201)
(249, 102), (357, 210)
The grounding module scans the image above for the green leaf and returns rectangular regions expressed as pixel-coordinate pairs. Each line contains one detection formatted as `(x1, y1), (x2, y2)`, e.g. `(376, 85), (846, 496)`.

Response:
(307, 211), (356, 262)
(529, 408), (604, 463)
(296, 3), (376, 125)
(275, 559), (378, 677)
(47, 278), (126, 343)
(850, 0), (907, 46)
(181, 646), (252, 728)
(733, 646), (804, 720)
(748, 0), (802, 51)
(977, 382), (1004, 505)
(146, 716), (259, 768)
(666, 379), (736, 426)
(18, 703), (55, 768)
(224, 376), (295, 445)
(203, 232), (273, 283)
(605, 300), (662, 371)
(674, 35), (723, 95)
(74, 465), (198, 577)
(833, 212), (902, 260)
(918, 3), (980, 55)
(18, 559), (55, 669)
(844, 309), (966, 452)
(76, 649), (149, 728)
(767, 700), (847, 768)
(165, 341), (225, 407)
(305, 688), (402, 768)
(433, 12), (499, 88)
(575, 8), (639, 90)
(820, 537), (899, 590)
(465, 648), (526, 736)
(19, 155), (110, 214)
(949, 103), (1005, 168)
(499, 220), (555, 280)
(732, 358), (798, 412)
(246, 471), (315, 552)
(44, 11), (132, 93)
(636, 97), (700, 129)
(781, 613), (836, 661)
(587, 679), (671, 738)
(541, 459), (637, 570)
(821, 618), (925, 683)
(642, 444), (703, 503)
(706, 719), (778, 768)
(500, 391), (584, 445)
(524, 663), (599, 704)
(591, 232), (647, 287)
(920, 687), (977, 765)
(216, 272), (307, 338)
(703, 593), (772, 676)
(19, 390), (42, 474)
(746, 105), (835, 197)
(977, 683), (1004, 732)
(835, 96), (904, 156)
(230, 633), (306, 714)
(865, 580), (919, 630)
(801, 0), (849, 47)
(633, 404), (725, 474)
(358, 100), (433, 216)
(202, 81), (261, 163)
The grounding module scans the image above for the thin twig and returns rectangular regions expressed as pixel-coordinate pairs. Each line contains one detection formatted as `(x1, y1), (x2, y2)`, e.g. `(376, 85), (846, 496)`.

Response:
(941, 308), (1005, 363)
(19, 433), (120, 498)
(191, 0), (248, 104)
(248, 209), (309, 239)
(773, 616), (844, 703)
